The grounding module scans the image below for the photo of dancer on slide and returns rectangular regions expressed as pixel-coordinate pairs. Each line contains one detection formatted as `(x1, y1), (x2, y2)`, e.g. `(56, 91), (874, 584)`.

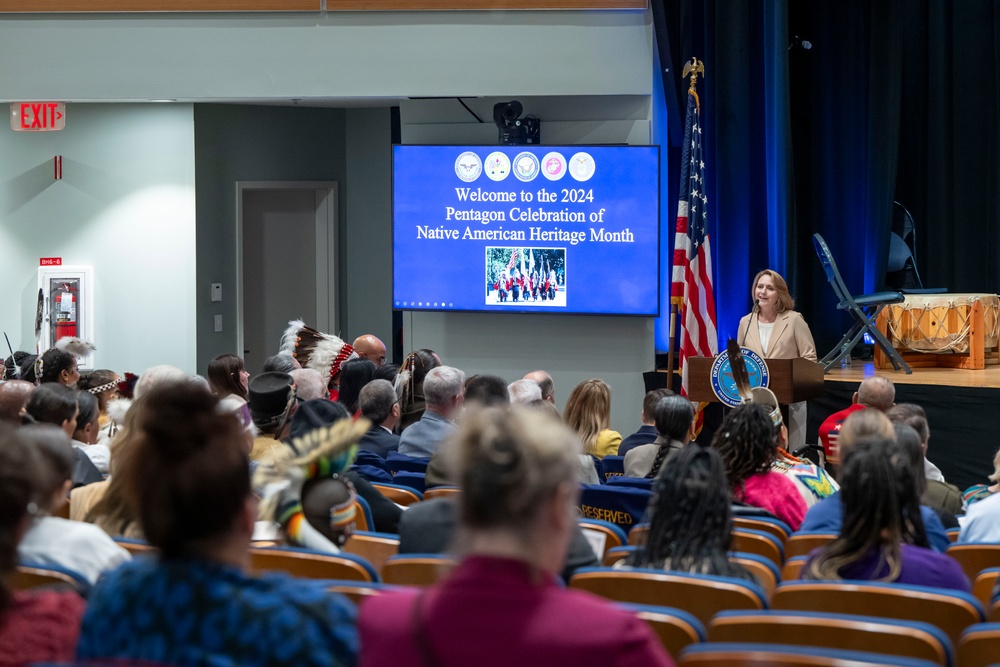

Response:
(486, 247), (566, 307)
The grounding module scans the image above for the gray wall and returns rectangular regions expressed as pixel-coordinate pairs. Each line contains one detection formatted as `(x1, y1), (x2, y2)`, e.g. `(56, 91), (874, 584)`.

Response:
(0, 103), (196, 373)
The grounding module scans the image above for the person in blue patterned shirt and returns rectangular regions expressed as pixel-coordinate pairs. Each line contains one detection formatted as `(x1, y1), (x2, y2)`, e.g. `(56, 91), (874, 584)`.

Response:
(76, 381), (358, 667)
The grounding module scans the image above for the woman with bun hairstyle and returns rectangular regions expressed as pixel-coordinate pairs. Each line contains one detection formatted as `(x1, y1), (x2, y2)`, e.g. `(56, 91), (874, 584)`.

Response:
(0, 425), (86, 664)
(360, 407), (674, 667)
(76, 382), (358, 666)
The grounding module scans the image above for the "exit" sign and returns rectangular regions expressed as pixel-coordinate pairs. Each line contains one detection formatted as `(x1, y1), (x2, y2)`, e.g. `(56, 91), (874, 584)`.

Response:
(10, 102), (66, 132)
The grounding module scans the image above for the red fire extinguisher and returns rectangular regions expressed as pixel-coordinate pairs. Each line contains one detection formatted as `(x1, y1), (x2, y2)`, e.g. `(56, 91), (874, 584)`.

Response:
(54, 282), (78, 341)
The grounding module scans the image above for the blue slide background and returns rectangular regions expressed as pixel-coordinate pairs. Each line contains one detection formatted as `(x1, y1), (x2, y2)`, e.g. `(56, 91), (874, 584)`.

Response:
(393, 145), (660, 316)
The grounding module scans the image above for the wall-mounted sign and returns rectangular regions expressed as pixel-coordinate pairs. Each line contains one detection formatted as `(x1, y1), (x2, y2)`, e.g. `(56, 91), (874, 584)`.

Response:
(10, 102), (65, 132)
(39, 257), (63, 266)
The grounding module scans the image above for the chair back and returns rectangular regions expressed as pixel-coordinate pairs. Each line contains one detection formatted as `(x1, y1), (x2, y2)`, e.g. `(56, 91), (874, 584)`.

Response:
(945, 543), (1000, 584)
(732, 528), (784, 569)
(601, 455), (625, 480)
(579, 484), (650, 533)
(946, 528), (960, 543)
(733, 516), (791, 545)
(249, 546), (379, 582)
(730, 552), (780, 601)
(972, 567), (1000, 609)
(958, 622), (1000, 667)
(370, 482), (424, 506)
(629, 523), (650, 547)
(781, 556), (809, 582)
(772, 580), (984, 645)
(680, 642), (943, 667)
(352, 464), (394, 484)
(392, 471), (426, 493)
(606, 476), (654, 491)
(709, 610), (952, 667)
(325, 579), (391, 606)
(342, 530), (400, 574)
(113, 537), (156, 556)
(603, 545), (638, 567)
(381, 554), (456, 587)
(812, 234), (853, 306)
(578, 518), (627, 559)
(13, 564), (89, 594)
(784, 532), (837, 562)
(619, 603), (706, 658)
(354, 496), (373, 531)
(568, 567), (766, 626)
(386, 451), (430, 475)
(422, 486), (461, 501)
(354, 449), (390, 472)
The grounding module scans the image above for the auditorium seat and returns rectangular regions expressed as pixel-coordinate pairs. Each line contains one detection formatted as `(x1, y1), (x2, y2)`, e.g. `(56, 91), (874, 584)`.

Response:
(391, 471), (426, 493)
(578, 518), (627, 559)
(370, 482), (423, 506)
(353, 496), (373, 531)
(781, 556), (809, 581)
(605, 476), (654, 490)
(730, 552), (780, 600)
(971, 567), (1000, 608)
(771, 580), (984, 645)
(422, 486), (461, 500)
(733, 516), (791, 545)
(629, 523), (650, 547)
(380, 554), (456, 587)
(113, 537), (156, 556)
(784, 532), (837, 562)
(680, 642), (942, 667)
(13, 564), (90, 594)
(600, 455), (625, 481)
(386, 451), (430, 475)
(708, 610), (952, 666)
(618, 603), (705, 658)
(579, 484), (650, 534)
(732, 528), (784, 569)
(342, 531), (399, 574)
(325, 580), (394, 606)
(568, 567), (767, 626)
(248, 546), (379, 582)
(944, 543), (1000, 585)
(603, 545), (637, 567)
(957, 622), (1000, 667)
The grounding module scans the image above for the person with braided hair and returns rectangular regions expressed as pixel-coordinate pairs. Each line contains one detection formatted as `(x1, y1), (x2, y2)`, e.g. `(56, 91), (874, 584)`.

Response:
(628, 444), (755, 582)
(0, 424), (86, 664)
(77, 381), (358, 666)
(35, 347), (80, 388)
(712, 403), (807, 530)
(397, 348), (441, 432)
(623, 395), (695, 479)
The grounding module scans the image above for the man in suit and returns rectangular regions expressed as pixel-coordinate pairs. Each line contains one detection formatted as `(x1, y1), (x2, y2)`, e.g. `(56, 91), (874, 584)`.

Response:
(398, 366), (465, 458)
(618, 388), (673, 457)
(357, 379), (400, 458)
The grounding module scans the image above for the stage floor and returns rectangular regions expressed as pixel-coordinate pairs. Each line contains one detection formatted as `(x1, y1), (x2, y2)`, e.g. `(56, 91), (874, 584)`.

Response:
(823, 361), (1000, 389)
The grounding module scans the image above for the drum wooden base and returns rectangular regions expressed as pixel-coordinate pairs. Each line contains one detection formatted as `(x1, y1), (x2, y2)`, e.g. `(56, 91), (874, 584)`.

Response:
(875, 298), (1000, 370)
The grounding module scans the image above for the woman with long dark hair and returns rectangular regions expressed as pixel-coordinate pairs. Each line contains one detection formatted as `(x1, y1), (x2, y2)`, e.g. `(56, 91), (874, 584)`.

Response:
(713, 403), (807, 530)
(337, 358), (377, 415)
(76, 382), (358, 665)
(803, 431), (968, 590)
(629, 444), (754, 582)
(207, 353), (249, 402)
(397, 348), (440, 431)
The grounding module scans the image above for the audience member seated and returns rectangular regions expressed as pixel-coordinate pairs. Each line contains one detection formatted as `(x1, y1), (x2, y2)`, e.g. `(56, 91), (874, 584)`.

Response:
(507, 378), (542, 405)
(618, 388), (673, 458)
(207, 353), (250, 403)
(523, 369), (556, 404)
(399, 366), (464, 458)
(886, 403), (962, 516)
(352, 334), (387, 368)
(71, 390), (110, 475)
(290, 367), (327, 401)
(713, 403), (807, 530)
(285, 399), (402, 535)
(132, 364), (187, 399)
(247, 371), (297, 464)
(77, 382), (358, 666)
(373, 362), (398, 385)
(818, 375), (895, 463)
(624, 394), (694, 478)
(17, 424), (130, 585)
(360, 407), (674, 667)
(962, 445), (1000, 510)
(464, 374), (510, 407)
(628, 444), (755, 582)
(957, 468), (1000, 543)
(337, 358), (377, 415)
(564, 378), (622, 459)
(0, 378), (33, 425)
(35, 345), (82, 388)
(802, 434), (969, 591)
(398, 349), (441, 431)
(263, 352), (299, 374)
(0, 425), (86, 665)
(22, 384), (102, 488)
(358, 379), (401, 458)
(800, 410), (951, 551)
(77, 369), (122, 438)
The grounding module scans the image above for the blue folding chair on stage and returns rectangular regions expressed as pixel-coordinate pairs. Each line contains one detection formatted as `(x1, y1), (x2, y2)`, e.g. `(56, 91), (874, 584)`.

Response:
(812, 233), (911, 373)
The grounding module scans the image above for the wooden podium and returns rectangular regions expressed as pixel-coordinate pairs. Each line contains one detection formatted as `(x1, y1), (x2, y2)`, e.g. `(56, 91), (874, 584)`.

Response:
(686, 356), (826, 405)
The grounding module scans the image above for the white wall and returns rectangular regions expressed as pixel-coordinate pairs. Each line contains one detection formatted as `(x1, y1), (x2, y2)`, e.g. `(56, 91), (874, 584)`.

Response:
(0, 104), (196, 373)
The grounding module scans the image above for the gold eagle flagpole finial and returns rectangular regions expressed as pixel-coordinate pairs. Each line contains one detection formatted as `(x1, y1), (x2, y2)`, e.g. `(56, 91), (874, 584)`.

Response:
(681, 57), (705, 111)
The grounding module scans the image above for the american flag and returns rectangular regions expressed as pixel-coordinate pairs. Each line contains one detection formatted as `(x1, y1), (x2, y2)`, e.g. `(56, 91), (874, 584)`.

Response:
(507, 249), (518, 271)
(671, 82), (718, 407)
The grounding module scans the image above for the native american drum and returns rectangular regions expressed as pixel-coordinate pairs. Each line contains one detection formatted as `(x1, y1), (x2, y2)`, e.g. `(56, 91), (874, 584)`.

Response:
(875, 293), (1000, 370)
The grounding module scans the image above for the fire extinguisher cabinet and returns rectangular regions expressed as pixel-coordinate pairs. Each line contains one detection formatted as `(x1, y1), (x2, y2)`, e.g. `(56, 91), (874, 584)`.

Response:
(37, 265), (95, 370)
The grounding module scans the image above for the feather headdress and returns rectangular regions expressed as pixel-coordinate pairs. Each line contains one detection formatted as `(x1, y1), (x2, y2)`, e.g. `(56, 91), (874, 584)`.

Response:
(56, 337), (96, 357)
(725, 338), (753, 404)
(279, 320), (357, 385)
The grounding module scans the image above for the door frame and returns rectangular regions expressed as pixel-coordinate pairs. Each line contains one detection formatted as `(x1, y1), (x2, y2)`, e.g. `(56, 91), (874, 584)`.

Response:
(235, 181), (339, 361)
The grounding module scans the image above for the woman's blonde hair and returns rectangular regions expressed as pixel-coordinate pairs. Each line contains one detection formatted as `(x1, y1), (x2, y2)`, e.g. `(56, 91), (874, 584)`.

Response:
(563, 379), (612, 455)
(452, 407), (579, 534)
(85, 396), (149, 538)
(751, 269), (795, 313)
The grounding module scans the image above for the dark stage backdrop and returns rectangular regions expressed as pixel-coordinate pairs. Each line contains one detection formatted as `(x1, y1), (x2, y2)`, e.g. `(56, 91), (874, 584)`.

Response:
(657, 0), (1000, 356)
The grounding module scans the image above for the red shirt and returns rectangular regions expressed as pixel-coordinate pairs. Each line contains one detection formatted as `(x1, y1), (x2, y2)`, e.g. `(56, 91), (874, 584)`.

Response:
(818, 403), (867, 460)
(0, 589), (85, 667)
(359, 555), (674, 667)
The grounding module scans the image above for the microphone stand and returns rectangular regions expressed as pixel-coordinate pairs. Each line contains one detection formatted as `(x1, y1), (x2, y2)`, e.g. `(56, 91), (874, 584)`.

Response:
(740, 299), (759, 348)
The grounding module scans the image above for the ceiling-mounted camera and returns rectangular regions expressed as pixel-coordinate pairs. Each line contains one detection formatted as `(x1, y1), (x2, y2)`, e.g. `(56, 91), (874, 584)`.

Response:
(493, 100), (540, 145)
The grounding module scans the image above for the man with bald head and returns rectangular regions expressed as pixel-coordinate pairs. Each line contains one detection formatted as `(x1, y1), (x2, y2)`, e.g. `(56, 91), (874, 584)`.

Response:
(522, 370), (554, 404)
(818, 375), (895, 463)
(353, 335), (387, 368)
(0, 380), (34, 424)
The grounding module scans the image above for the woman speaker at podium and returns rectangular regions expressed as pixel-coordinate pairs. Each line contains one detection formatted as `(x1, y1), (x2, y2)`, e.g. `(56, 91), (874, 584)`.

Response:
(737, 269), (818, 448)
